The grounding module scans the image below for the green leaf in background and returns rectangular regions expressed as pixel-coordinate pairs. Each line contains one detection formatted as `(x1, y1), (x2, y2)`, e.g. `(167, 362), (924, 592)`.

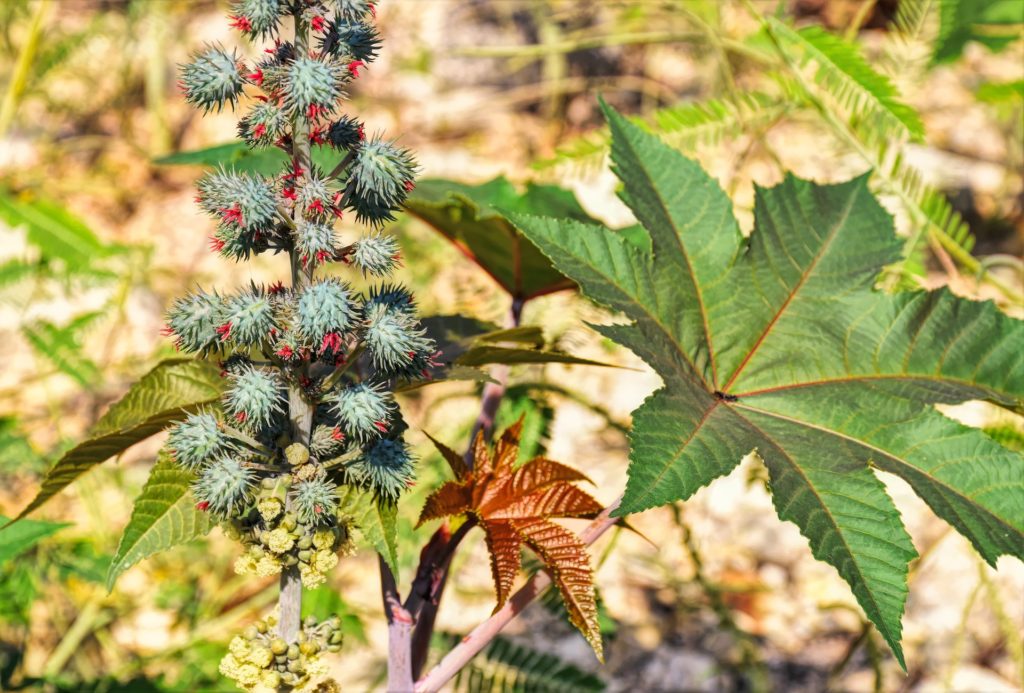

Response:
(154, 142), (344, 176)
(513, 103), (1024, 668)
(406, 177), (618, 300)
(0, 515), (69, 565)
(0, 189), (125, 274)
(441, 632), (605, 693)
(769, 19), (925, 140)
(337, 485), (399, 578)
(8, 359), (224, 524)
(933, 0), (1024, 64)
(22, 311), (104, 386)
(106, 452), (214, 590)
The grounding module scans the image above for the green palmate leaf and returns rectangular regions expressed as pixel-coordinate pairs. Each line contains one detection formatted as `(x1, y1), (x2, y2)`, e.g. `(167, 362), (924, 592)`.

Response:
(0, 516), (69, 565)
(155, 142), (344, 177)
(769, 19), (926, 141)
(106, 453), (215, 590)
(337, 485), (399, 578)
(512, 102), (1024, 668)
(9, 359), (224, 525)
(407, 177), (642, 300)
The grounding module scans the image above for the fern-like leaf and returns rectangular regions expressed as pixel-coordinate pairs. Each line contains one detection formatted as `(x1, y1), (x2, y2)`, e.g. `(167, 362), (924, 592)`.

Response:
(442, 633), (605, 693)
(769, 18), (925, 141)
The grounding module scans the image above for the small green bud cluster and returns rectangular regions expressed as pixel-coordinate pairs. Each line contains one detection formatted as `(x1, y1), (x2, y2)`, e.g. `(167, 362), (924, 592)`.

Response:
(228, 470), (354, 589)
(219, 613), (344, 691)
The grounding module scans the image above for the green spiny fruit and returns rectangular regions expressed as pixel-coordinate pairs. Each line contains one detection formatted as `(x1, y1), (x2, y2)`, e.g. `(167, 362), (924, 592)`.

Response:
(180, 45), (245, 113)
(329, 381), (394, 442)
(296, 278), (355, 352)
(295, 220), (337, 268)
(362, 302), (433, 373)
(345, 136), (417, 225)
(326, 115), (364, 150)
(320, 18), (381, 63)
(168, 412), (234, 471)
(193, 456), (256, 516)
(350, 437), (414, 501)
(292, 476), (340, 525)
(238, 101), (289, 147)
(164, 288), (226, 354)
(224, 365), (285, 429)
(350, 233), (399, 276)
(230, 0), (283, 38)
(285, 56), (345, 117)
(221, 285), (278, 346)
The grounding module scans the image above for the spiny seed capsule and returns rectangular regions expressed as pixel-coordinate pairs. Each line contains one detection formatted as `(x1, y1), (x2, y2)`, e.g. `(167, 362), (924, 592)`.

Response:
(238, 101), (288, 147)
(165, 289), (226, 354)
(293, 169), (336, 220)
(292, 477), (340, 525)
(224, 365), (285, 429)
(331, 0), (376, 22)
(295, 278), (354, 349)
(231, 0), (282, 37)
(321, 19), (381, 63)
(168, 412), (232, 471)
(192, 456), (256, 516)
(328, 381), (395, 442)
(294, 220), (336, 267)
(180, 45), (244, 113)
(326, 115), (364, 150)
(221, 287), (277, 346)
(364, 283), (416, 316)
(350, 437), (415, 501)
(350, 233), (399, 277)
(285, 56), (344, 116)
(346, 137), (417, 226)
(363, 302), (432, 373)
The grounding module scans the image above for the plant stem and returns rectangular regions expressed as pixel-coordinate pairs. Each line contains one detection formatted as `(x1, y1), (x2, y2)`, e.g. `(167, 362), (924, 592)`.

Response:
(278, 8), (315, 647)
(414, 496), (623, 693)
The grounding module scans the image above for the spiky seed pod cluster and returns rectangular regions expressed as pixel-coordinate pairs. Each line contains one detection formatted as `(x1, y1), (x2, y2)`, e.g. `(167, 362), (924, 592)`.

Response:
(181, 46), (245, 113)
(219, 613), (344, 691)
(174, 0), (433, 677)
(346, 137), (418, 225)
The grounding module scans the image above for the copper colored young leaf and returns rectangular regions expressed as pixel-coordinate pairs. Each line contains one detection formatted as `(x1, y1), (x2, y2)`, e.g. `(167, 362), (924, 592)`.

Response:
(419, 419), (604, 659)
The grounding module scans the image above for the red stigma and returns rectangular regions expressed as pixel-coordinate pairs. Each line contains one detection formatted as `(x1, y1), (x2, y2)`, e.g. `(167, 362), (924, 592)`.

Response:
(309, 199), (325, 215)
(253, 123), (267, 138)
(374, 420), (389, 433)
(234, 411), (248, 423)
(196, 501), (210, 511)
(248, 69), (264, 85)
(331, 427), (344, 441)
(312, 15), (326, 32)
(316, 250), (331, 263)
(369, 3), (377, 19)
(268, 281), (286, 294)
(276, 345), (294, 359)
(216, 322), (233, 340)
(229, 15), (252, 32)
(403, 180), (415, 192)
(314, 504), (323, 514)
(220, 204), (244, 226)
(321, 332), (343, 353)
(358, 124), (365, 140)
(347, 60), (365, 77)
(283, 187), (298, 201)
(160, 324), (175, 337)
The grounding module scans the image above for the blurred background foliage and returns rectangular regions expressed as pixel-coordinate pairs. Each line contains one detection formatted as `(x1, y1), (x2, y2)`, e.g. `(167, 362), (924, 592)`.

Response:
(0, 0), (1022, 691)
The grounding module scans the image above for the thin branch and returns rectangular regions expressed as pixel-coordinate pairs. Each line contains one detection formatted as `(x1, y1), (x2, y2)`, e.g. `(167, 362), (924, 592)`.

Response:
(413, 496), (622, 693)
